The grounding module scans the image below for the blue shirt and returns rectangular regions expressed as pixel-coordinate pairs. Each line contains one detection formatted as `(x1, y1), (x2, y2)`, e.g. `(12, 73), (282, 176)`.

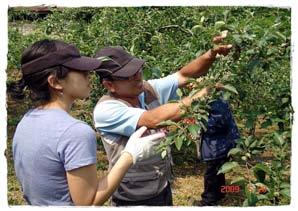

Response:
(93, 73), (179, 137)
(12, 108), (97, 205)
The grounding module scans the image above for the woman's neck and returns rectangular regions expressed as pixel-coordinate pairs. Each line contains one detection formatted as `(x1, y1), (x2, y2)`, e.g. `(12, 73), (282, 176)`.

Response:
(39, 96), (73, 113)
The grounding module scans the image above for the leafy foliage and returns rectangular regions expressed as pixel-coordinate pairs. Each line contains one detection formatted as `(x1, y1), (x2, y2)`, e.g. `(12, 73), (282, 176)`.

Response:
(7, 7), (291, 206)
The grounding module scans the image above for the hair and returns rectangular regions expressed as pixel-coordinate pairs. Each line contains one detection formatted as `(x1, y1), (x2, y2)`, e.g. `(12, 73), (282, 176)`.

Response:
(8, 39), (71, 102)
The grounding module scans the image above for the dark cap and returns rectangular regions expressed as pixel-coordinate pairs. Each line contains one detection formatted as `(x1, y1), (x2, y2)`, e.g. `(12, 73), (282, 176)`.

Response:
(21, 44), (103, 75)
(94, 47), (145, 78)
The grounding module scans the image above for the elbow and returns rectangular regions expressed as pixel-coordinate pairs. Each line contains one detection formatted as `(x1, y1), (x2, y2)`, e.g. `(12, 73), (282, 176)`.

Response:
(92, 199), (105, 206)
(148, 118), (162, 129)
(74, 195), (96, 206)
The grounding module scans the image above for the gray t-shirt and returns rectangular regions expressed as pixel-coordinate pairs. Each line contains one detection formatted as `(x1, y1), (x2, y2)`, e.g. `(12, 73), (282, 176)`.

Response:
(12, 108), (97, 205)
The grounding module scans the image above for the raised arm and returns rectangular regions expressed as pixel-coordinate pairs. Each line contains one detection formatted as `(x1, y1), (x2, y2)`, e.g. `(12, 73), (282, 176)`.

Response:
(176, 31), (232, 87)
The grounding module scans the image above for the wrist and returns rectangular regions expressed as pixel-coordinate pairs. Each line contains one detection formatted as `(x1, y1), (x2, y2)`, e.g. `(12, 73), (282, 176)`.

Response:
(121, 151), (135, 165)
(206, 49), (217, 60)
(180, 96), (192, 107)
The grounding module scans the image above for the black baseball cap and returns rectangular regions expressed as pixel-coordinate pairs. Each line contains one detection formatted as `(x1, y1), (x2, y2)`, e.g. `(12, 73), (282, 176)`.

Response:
(94, 47), (145, 78)
(21, 44), (103, 75)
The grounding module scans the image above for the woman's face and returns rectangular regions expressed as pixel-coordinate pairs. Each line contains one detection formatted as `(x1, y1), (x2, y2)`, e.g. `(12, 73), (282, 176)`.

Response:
(61, 70), (91, 100)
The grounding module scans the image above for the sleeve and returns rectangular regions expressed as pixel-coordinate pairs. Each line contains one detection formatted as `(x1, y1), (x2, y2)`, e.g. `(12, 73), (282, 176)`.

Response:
(147, 72), (180, 104)
(57, 122), (97, 171)
(93, 100), (146, 137)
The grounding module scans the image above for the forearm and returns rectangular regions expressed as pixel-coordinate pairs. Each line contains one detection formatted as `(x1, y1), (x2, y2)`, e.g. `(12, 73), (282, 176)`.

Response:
(178, 49), (216, 78)
(92, 152), (133, 205)
(138, 90), (205, 128)
(145, 102), (186, 126)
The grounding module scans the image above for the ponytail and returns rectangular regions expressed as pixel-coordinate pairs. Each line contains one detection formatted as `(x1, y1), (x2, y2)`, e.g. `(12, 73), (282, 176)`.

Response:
(7, 78), (27, 99)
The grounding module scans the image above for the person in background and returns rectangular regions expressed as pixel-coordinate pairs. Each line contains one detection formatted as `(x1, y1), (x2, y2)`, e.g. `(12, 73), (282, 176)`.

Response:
(12, 39), (165, 206)
(195, 99), (240, 206)
(93, 32), (232, 206)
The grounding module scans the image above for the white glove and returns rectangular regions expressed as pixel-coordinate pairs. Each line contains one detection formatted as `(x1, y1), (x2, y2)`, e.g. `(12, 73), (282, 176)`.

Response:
(122, 126), (165, 164)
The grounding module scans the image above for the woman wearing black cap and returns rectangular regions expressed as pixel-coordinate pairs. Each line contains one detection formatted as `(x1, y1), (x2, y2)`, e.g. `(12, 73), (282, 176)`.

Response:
(11, 39), (165, 206)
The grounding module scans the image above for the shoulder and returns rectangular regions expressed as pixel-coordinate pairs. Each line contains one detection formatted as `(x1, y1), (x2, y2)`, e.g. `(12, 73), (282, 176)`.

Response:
(95, 98), (129, 109)
(62, 121), (96, 140)
(147, 73), (179, 88)
(93, 99), (130, 119)
(146, 73), (179, 104)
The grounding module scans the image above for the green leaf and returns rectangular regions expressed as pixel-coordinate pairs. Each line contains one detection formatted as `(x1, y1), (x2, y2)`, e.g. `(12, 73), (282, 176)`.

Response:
(253, 163), (270, 173)
(228, 148), (243, 157)
(130, 43), (135, 54)
(257, 194), (268, 200)
(161, 150), (167, 159)
(243, 199), (249, 207)
(187, 124), (200, 138)
(199, 121), (207, 132)
(245, 152), (251, 159)
(247, 58), (261, 71)
(246, 49), (256, 55)
(275, 31), (287, 41)
(191, 25), (203, 31)
(165, 135), (175, 145)
(157, 120), (177, 126)
(199, 114), (209, 123)
(200, 16), (205, 23)
(281, 97), (289, 104)
(253, 163), (270, 183)
(249, 140), (258, 148)
(142, 68), (152, 80)
(251, 149), (262, 155)
(247, 192), (258, 206)
(222, 84), (238, 95)
(217, 161), (239, 174)
(261, 119), (272, 128)
(223, 91), (231, 101)
(151, 67), (161, 78)
(215, 21), (225, 28)
(245, 118), (255, 129)
(189, 89), (199, 97)
(233, 34), (242, 45)
(241, 156), (248, 161)
(244, 136), (253, 147)
(280, 188), (290, 199)
(176, 88), (183, 98)
(231, 176), (246, 186)
(273, 132), (285, 146)
(280, 183), (290, 189)
(175, 136), (184, 151)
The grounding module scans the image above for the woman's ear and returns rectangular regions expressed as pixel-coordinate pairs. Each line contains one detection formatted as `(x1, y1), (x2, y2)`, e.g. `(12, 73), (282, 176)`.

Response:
(47, 74), (63, 92)
(102, 80), (116, 93)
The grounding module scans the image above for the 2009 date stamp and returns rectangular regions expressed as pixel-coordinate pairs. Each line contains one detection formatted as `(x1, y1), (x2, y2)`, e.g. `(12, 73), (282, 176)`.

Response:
(221, 185), (240, 193)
